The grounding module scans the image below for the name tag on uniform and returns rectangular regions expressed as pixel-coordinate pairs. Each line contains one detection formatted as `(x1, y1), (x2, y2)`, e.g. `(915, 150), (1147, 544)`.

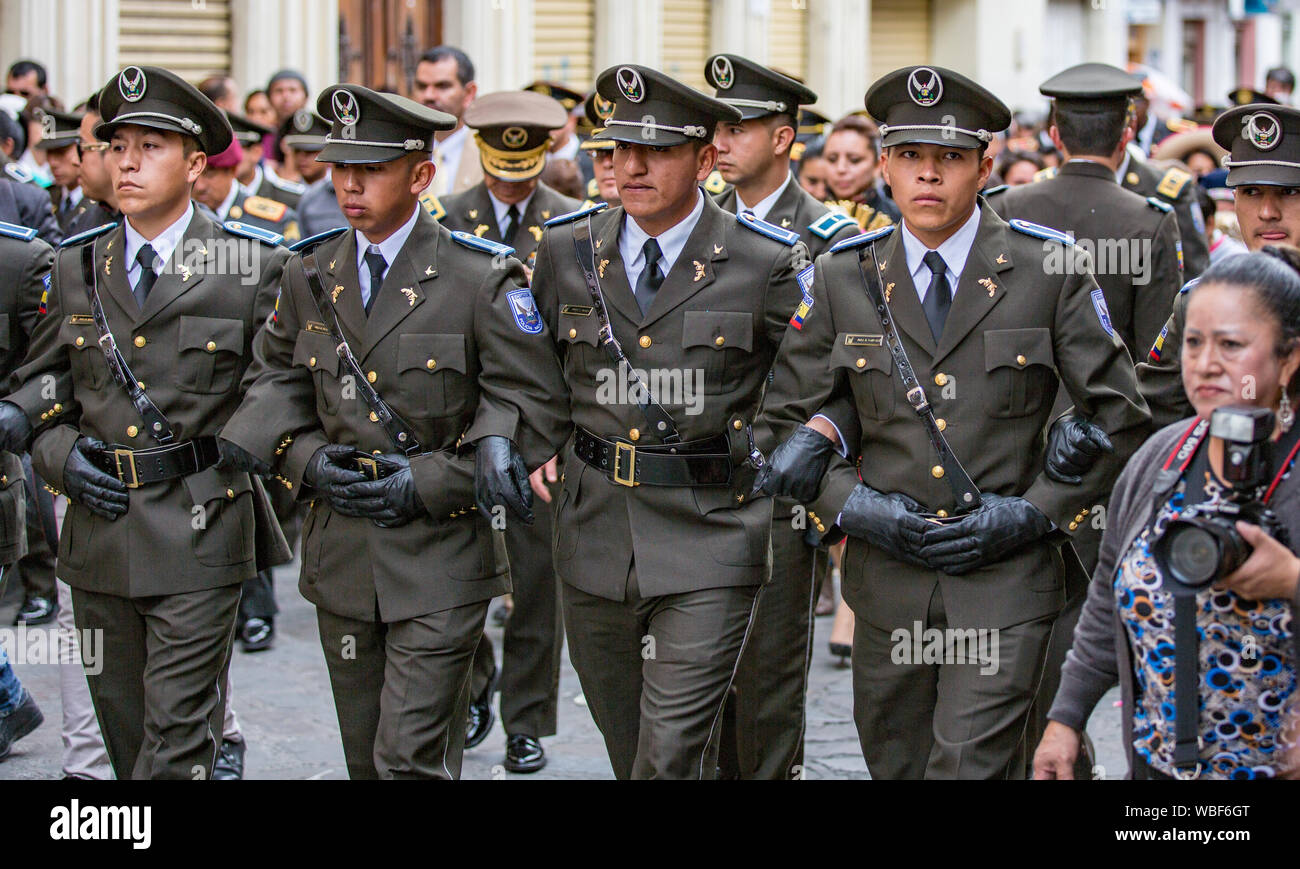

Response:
(66, 314), (94, 325)
(560, 304), (593, 317)
(304, 321), (331, 335)
(844, 334), (884, 347)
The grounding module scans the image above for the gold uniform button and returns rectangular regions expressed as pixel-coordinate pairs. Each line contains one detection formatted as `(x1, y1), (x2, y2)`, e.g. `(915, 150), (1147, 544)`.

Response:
(936, 509), (949, 518)
(206, 341), (217, 353)
(369, 412), (379, 423)
(629, 428), (640, 441)
(133, 335), (146, 348)
(426, 359), (436, 370)
(74, 336), (85, 347)
(309, 356), (317, 367)
(816, 523), (826, 533)
(935, 418), (946, 432)
(714, 336), (725, 347)
(639, 335), (652, 349)
(856, 358), (867, 368)
(54, 403), (62, 413)
(126, 425), (139, 438)
(568, 328), (577, 339)
(931, 465), (945, 479)
(226, 488), (235, 499)
(39, 412), (47, 421)
(1068, 521), (1079, 531)
(367, 371), (377, 383)
(934, 373), (948, 387)
(136, 381), (145, 390)
(733, 419), (743, 430)
(1016, 354), (1027, 366)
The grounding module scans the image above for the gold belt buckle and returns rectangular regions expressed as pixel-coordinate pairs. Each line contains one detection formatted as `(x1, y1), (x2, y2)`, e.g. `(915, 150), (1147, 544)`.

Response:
(613, 441), (638, 487)
(112, 448), (141, 489)
(355, 456), (380, 480)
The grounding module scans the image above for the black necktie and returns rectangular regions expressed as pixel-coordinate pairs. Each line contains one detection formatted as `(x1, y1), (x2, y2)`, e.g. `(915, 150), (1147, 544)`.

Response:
(364, 247), (387, 314)
(134, 244), (159, 309)
(503, 205), (521, 243)
(634, 238), (664, 316)
(921, 250), (951, 342)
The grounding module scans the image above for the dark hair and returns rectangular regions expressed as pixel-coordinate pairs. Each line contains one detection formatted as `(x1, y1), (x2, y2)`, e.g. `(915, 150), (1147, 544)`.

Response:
(1195, 248), (1300, 386)
(798, 142), (824, 164)
(828, 114), (880, 153)
(243, 89), (266, 110)
(995, 148), (1044, 179)
(7, 59), (47, 89)
(1266, 66), (1296, 89)
(199, 76), (232, 104)
(1050, 102), (1129, 157)
(419, 46), (475, 86)
(0, 111), (26, 155)
(267, 70), (308, 93)
(84, 88), (101, 116)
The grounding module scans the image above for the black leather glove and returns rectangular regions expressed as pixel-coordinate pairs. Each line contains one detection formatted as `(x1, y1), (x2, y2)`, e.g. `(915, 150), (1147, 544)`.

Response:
(63, 436), (128, 519)
(474, 435), (533, 525)
(303, 443), (367, 495)
(838, 484), (932, 567)
(916, 493), (1053, 575)
(753, 425), (837, 502)
(216, 437), (272, 477)
(1044, 415), (1114, 485)
(328, 453), (426, 528)
(0, 401), (33, 454)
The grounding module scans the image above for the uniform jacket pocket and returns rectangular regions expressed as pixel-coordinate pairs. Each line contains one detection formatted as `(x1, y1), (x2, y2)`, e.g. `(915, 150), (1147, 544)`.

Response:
(397, 333), (469, 419)
(682, 310), (753, 394)
(830, 335), (894, 420)
(983, 328), (1055, 418)
(176, 315), (245, 394)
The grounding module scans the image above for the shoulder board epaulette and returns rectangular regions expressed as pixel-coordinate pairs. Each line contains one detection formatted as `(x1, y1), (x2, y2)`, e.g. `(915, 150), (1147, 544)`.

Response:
(223, 221), (284, 246)
(829, 224), (895, 254)
(1032, 166), (1058, 183)
(544, 201), (608, 227)
(737, 210), (799, 246)
(268, 175), (307, 195)
(287, 226), (347, 253)
(1167, 117), (1198, 134)
(983, 184), (1009, 197)
(1178, 277), (1199, 296)
(808, 210), (859, 240)
(242, 195), (288, 223)
(1145, 196), (1173, 213)
(1156, 167), (1192, 200)
(0, 220), (37, 242)
(1009, 218), (1074, 245)
(59, 221), (117, 248)
(451, 230), (514, 256)
(419, 190), (445, 221)
(4, 163), (34, 184)
(703, 171), (728, 195)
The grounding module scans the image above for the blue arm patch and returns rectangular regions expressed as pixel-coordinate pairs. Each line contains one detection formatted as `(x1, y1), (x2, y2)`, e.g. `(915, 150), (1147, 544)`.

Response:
(737, 211), (798, 246)
(224, 221), (285, 246)
(0, 220), (37, 242)
(59, 221), (118, 248)
(288, 226), (348, 253)
(828, 224), (895, 254)
(451, 231), (515, 257)
(1008, 218), (1075, 245)
(543, 201), (608, 228)
(808, 211), (859, 240)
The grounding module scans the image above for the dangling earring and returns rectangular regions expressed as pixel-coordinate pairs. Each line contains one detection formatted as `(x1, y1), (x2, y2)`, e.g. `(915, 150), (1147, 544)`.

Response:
(1281, 389), (1295, 434)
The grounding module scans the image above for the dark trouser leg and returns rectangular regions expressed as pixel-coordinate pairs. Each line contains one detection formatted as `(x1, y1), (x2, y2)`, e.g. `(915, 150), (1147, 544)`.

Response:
(71, 587), (149, 780)
(16, 458), (56, 602)
(498, 506), (561, 738)
(316, 608), (386, 780)
(726, 515), (820, 779)
(372, 600), (488, 779)
(632, 577), (760, 780)
(237, 570), (278, 626)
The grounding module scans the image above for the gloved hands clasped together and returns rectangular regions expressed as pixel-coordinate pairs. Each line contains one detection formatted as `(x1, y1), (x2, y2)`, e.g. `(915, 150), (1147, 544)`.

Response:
(305, 443), (428, 528)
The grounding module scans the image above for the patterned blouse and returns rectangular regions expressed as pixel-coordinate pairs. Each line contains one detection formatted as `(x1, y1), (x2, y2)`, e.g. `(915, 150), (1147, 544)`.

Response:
(1114, 469), (1297, 779)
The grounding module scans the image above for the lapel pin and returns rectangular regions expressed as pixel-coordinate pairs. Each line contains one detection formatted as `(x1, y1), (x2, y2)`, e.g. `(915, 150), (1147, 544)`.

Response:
(329, 259), (336, 270)
(401, 287), (418, 306)
(474, 224), (489, 237)
(979, 277), (997, 297)
(885, 281), (894, 304)
(714, 244), (723, 255)
(542, 210), (551, 219)
(878, 259), (887, 270)
(996, 253), (1007, 265)
(104, 256), (112, 276)
(598, 258), (609, 279)
(331, 285), (344, 303)
(179, 264), (192, 282)
(468, 209), (479, 219)
(693, 260), (705, 282)
(529, 225), (543, 241)
(425, 265), (435, 277)
(595, 238), (603, 250)
(105, 239), (114, 252)
(781, 218), (792, 228)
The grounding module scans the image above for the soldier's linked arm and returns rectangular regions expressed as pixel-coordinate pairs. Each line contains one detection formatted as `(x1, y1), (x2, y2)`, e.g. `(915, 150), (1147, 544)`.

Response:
(1021, 265), (1152, 533)
(1135, 288), (1194, 429)
(1132, 209), (1184, 359)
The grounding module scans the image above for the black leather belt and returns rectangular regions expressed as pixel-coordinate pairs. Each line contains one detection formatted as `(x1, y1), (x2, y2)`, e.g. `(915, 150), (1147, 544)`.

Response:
(573, 427), (733, 487)
(90, 436), (220, 488)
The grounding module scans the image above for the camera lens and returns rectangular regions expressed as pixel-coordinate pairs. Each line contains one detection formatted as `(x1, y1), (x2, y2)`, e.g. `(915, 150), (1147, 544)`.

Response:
(1165, 523), (1223, 588)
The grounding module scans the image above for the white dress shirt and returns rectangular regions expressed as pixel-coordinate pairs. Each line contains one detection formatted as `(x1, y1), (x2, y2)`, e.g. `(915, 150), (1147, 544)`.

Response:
(60, 186), (84, 213)
(355, 206), (420, 309)
(487, 189), (535, 239)
(620, 190), (705, 290)
(433, 125), (471, 192)
(215, 180), (240, 222)
(898, 205), (982, 303)
(734, 173), (793, 222)
(124, 204), (194, 291)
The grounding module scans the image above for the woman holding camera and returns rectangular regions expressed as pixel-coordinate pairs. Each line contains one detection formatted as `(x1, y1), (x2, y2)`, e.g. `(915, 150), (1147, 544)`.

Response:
(1034, 247), (1300, 780)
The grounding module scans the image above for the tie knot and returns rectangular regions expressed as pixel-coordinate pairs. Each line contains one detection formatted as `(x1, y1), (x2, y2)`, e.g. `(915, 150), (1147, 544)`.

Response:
(642, 238), (663, 267)
(136, 244), (159, 272)
(923, 250), (946, 276)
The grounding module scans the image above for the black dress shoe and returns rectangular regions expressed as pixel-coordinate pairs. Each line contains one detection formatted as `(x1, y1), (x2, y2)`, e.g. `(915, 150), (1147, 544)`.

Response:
(504, 734), (546, 773)
(464, 666), (497, 750)
(14, 596), (57, 626)
(0, 690), (44, 761)
(211, 738), (245, 779)
(239, 617), (274, 653)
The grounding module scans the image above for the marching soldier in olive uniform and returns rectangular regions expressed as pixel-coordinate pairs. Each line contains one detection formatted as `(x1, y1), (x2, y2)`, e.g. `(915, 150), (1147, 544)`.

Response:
(219, 84), (569, 779)
(1118, 156), (1207, 280)
(757, 66), (1150, 779)
(36, 109), (87, 234)
(0, 67), (291, 779)
(513, 65), (804, 779)
(705, 53), (859, 780)
(227, 111), (305, 209)
(194, 137), (301, 244)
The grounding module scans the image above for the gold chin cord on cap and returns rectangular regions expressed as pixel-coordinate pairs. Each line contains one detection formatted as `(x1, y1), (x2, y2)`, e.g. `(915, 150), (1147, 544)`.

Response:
(474, 133), (551, 181)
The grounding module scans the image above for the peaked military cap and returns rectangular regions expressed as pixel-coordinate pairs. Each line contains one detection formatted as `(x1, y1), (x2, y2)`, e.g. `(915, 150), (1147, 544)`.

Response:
(465, 91), (567, 181)
(704, 54), (817, 121)
(34, 108), (83, 150)
(95, 65), (233, 155)
(225, 111), (270, 147)
(280, 108), (331, 151)
(1213, 104), (1300, 187)
(797, 106), (831, 138)
(592, 64), (741, 147)
(1229, 87), (1279, 108)
(523, 80), (585, 113)
(579, 91), (616, 152)
(1039, 62), (1142, 110)
(316, 84), (456, 164)
(865, 65), (1010, 150)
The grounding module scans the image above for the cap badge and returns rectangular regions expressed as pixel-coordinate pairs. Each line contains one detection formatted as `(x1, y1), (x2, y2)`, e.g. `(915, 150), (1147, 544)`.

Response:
(294, 109), (313, 133)
(40, 111), (55, 139)
(617, 67), (646, 104)
(502, 126), (528, 149)
(593, 94), (614, 120)
(331, 90), (360, 127)
(712, 57), (735, 90)
(907, 67), (943, 107)
(119, 66), (147, 103)
(1244, 111), (1282, 151)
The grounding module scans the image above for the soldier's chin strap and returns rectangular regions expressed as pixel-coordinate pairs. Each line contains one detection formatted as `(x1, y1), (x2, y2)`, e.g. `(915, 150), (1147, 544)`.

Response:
(571, 217), (681, 444)
(855, 245), (982, 514)
(78, 242), (176, 444)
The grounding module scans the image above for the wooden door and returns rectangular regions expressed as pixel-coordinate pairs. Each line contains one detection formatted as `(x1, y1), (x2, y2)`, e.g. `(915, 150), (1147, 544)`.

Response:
(338, 0), (443, 95)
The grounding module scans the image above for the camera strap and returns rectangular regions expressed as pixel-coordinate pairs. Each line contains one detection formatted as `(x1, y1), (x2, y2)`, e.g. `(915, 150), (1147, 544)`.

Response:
(1159, 416), (1300, 504)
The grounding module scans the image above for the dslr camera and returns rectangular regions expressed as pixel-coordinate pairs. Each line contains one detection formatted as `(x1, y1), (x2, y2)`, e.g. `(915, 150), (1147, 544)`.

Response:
(1153, 406), (1291, 590)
